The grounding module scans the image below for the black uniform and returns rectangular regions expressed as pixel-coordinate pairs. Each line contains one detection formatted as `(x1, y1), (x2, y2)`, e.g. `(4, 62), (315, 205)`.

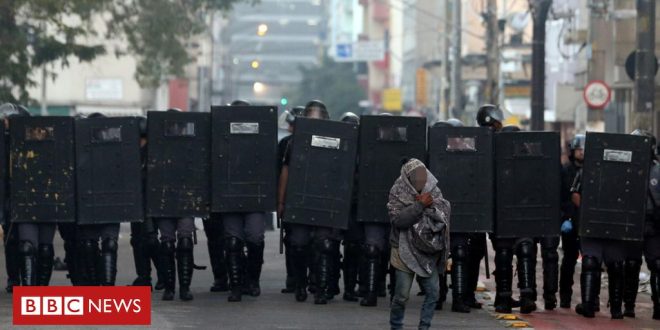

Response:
(558, 161), (582, 308)
(642, 160), (660, 320)
(203, 213), (227, 292)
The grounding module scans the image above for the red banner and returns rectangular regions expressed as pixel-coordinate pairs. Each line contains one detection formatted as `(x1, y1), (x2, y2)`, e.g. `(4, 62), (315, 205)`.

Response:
(13, 286), (151, 325)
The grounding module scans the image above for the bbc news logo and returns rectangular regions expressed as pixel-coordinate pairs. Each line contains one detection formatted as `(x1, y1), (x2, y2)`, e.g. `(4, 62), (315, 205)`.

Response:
(13, 286), (150, 325)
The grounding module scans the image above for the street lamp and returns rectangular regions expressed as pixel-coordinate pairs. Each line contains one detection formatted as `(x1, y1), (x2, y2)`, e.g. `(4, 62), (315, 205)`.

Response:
(257, 24), (268, 36)
(251, 60), (260, 69)
(253, 82), (265, 94)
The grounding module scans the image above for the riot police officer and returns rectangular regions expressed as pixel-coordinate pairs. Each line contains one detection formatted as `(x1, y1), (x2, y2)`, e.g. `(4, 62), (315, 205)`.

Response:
(477, 105), (537, 314)
(278, 100), (341, 304)
(559, 134), (585, 308)
(339, 112), (362, 302)
(221, 99), (269, 303)
(0, 103), (27, 291)
(154, 109), (196, 301)
(279, 106), (305, 294)
(130, 116), (164, 290)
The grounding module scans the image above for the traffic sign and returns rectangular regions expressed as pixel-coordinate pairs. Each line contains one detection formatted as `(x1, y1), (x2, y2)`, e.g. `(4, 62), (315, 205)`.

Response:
(583, 80), (611, 109)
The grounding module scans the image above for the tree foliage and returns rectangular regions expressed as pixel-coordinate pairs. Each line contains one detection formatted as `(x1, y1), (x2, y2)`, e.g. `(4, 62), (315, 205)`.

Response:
(0, 0), (251, 104)
(289, 56), (366, 120)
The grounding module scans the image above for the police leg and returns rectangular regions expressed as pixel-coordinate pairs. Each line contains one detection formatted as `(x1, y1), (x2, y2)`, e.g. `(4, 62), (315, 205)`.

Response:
(493, 239), (514, 313)
(99, 224), (119, 286)
(144, 218), (164, 290)
(289, 224), (312, 302)
(205, 214), (228, 292)
(18, 223), (38, 286)
(645, 231), (660, 320)
(450, 234), (471, 313)
(223, 213), (245, 302)
(244, 212), (266, 297)
(342, 215), (362, 301)
(361, 223), (386, 307)
(77, 225), (100, 286)
(175, 217), (195, 301)
(623, 241), (643, 318)
(130, 222), (152, 287)
(541, 236), (560, 310)
(559, 231), (580, 308)
(282, 223), (296, 293)
(4, 223), (21, 292)
(576, 238), (602, 318)
(314, 234), (337, 305)
(328, 230), (342, 298)
(36, 224), (56, 286)
(605, 260), (625, 319)
(516, 239), (537, 314)
(58, 223), (79, 285)
(466, 233), (486, 308)
(156, 218), (177, 301)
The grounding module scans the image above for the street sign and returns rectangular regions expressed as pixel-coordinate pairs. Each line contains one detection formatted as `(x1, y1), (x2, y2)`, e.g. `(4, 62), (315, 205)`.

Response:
(334, 40), (385, 62)
(583, 80), (611, 109)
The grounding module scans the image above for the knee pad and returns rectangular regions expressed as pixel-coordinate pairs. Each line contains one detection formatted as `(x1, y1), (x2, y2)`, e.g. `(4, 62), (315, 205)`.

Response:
(225, 236), (243, 252)
(161, 241), (176, 254)
(451, 244), (468, 261)
(19, 241), (35, 256)
(38, 244), (54, 258)
(363, 244), (380, 259)
(177, 237), (193, 252)
(101, 239), (118, 253)
(582, 256), (601, 272)
(317, 238), (335, 254)
(518, 241), (536, 257)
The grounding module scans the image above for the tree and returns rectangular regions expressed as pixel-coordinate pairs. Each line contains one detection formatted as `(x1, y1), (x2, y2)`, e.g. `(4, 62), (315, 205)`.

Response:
(289, 56), (366, 120)
(0, 0), (251, 104)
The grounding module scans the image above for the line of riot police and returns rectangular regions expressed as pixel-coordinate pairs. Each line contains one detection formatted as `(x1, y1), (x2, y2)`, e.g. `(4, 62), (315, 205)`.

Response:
(1, 99), (658, 322)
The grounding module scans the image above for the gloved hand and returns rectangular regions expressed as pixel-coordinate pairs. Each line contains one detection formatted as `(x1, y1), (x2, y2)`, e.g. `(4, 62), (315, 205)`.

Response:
(561, 219), (573, 233)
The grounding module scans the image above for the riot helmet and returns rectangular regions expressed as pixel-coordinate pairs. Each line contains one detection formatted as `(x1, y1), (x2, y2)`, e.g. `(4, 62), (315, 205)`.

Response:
(446, 118), (464, 127)
(303, 100), (329, 120)
(340, 112), (360, 124)
(568, 134), (586, 164)
(230, 99), (251, 106)
(500, 125), (521, 132)
(631, 129), (657, 160)
(476, 104), (504, 129)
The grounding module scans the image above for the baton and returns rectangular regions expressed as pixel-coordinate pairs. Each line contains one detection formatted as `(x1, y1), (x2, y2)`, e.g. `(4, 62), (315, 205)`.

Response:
(484, 242), (490, 279)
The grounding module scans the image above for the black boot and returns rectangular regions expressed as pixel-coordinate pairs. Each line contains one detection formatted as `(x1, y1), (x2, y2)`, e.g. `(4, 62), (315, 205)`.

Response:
(466, 235), (485, 309)
(314, 239), (335, 305)
(282, 236), (296, 294)
(292, 246), (308, 302)
(130, 235), (152, 287)
(576, 256), (600, 318)
(209, 235), (228, 293)
(328, 242), (341, 298)
(20, 241), (36, 286)
(607, 261), (624, 319)
(342, 242), (360, 302)
(5, 236), (20, 292)
(650, 259), (660, 320)
(36, 244), (54, 286)
(542, 245), (559, 310)
(147, 236), (165, 291)
(559, 253), (577, 308)
(360, 244), (379, 307)
(226, 237), (244, 302)
(246, 241), (264, 297)
(451, 245), (471, 313)
(177, 237), (194, 301)
(307, 247), (317, 294)
(494, 248), (513, 314)
(517, 242), (537, 314)
(160, 241), (176, 301)
(62, 239), (79, 285)
(81, 240), (99, 285)
(623, 258), (641, 318)
(99, 239), (117, 286)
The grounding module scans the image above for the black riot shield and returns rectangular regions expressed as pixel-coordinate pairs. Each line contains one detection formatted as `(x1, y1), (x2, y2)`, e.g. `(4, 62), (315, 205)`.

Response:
(579, 132), (651, 241)
(0, 125), (6, 225)
(357, 115), (427, 223)
(211, 105), (278, 212)
(283, 118), (358, 230)
(495, 131), (560, 238)
(146, 111), (211, 218)
(75, 117), (143, 224)
(10, 117), (76, 223)
(429, 126), (493, 233)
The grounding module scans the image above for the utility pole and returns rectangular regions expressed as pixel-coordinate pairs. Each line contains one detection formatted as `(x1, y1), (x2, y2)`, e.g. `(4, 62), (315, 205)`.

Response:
(442, 0), (451, 118)
(633, 0), (655, 132)
(485, 0), (499, 105)
(450, 0), (462, 119)
(530, 0), (552, 131)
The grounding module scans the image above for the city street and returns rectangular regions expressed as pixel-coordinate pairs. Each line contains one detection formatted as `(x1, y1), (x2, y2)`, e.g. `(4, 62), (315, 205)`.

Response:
(0, 220), (657, 329)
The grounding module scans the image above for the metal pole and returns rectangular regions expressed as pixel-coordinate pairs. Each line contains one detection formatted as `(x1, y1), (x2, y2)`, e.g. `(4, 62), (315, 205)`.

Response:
(530, 0), (552, 131)
(450, 0), (462, 118)
(633, 0), (655, 132)
(485, 0), (499, 105)
(40, 66), (47, 116)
